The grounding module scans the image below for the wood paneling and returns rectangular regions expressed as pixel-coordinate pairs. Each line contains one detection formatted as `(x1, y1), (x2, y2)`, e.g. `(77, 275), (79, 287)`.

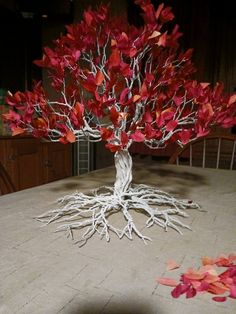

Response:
(0, 137), (73, 194)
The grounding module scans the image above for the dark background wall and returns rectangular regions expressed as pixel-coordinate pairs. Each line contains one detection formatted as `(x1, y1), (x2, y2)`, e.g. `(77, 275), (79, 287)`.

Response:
(0, 0), (235, 92)
(127, 0), (236, 93)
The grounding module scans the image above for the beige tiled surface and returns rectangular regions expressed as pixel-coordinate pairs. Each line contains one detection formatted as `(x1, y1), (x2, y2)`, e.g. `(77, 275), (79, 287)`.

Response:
(0, 163), (236, 314)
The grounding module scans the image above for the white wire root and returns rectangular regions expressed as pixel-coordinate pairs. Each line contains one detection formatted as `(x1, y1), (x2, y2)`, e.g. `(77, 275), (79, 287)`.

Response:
(36, 184), (200, 246)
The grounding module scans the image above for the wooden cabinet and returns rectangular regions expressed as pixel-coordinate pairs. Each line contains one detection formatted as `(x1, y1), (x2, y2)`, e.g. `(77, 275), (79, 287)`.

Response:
(0, 137), (73, 194)
(43, 141), (72, 183)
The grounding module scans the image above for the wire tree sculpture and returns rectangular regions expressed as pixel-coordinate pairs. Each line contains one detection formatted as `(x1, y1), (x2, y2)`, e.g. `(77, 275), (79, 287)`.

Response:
(4, 0), (236, 244)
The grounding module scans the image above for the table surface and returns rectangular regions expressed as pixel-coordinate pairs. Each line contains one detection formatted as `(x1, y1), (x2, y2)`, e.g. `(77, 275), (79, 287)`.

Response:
(0, 163), (236, 314)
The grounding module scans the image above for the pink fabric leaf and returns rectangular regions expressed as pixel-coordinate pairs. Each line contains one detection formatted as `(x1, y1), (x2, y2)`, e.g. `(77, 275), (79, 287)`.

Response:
(156, 277), (178, 287)
(166, 120), (178, 132)
(130, 130), (145, 142)
(229, 285), (236, 299)
(186, 286), (197, 299)
(119, 87), (129, 104)
(212, 296), (227, 302)
(142, 111), (153, 123)
(166, 259), (180, 271)
(179, 130), (191, 145)
(171, 283), (189, 298)
(171, 284), (183, 298)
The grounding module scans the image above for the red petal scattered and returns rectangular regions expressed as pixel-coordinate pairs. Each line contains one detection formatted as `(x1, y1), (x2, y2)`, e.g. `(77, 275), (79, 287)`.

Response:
(158, 253), (236, 303)
(202, 256), (215, 266)
(156, 277), (178, 287)
(207, 282), (229, 295)
(166, 259), (180, 271)
(229, 285), (236, 299)
(171, 285), (182, 298)
(171, 283), (189, 298)
(212, 296), (227, 302)
(186, 286), (197, 299)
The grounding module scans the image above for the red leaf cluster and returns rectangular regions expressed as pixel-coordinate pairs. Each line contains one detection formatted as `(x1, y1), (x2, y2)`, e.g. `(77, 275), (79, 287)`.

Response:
(157, 253), (236, 302)
(3, 0), (236, 150)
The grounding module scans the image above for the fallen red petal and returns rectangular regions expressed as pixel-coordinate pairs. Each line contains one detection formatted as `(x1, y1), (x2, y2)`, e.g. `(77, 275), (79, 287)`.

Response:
(229, 285), (236, 299)
(156, 277), (178, 287)
(166, 259), (180, 271)
(212, 296), (227, 302)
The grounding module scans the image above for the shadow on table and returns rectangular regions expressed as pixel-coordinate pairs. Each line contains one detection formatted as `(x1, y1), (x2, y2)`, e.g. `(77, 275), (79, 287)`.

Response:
(50, 168), (115, 192)
(50, 163), (207, 199)
(65, 299), (165, 314)
(132, 163), (207, 198)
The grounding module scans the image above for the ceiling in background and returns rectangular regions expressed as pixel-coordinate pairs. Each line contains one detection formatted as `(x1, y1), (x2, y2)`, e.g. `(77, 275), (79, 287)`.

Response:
(0, 0), (74, 21)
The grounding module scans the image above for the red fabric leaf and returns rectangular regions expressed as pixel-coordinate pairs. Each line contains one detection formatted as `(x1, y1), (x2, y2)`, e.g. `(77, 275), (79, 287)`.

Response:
(120, 88), (130, 104)
(184, 271), (206, 281)
(84, 11), (93, 26)
(179, 130), (191, 145)
(95, 71), (105, 86)
(2, 110), (21, 121)
(109, 49), (121, 67)
(197, 281), (210, 292)
(100, 127), (113, 141)
(145, 73), (155, 83)
(202, 256), (215, 266)
(12, 127), (25, 136)
(156, 112), (165, 128)
(173, 96), (183, 106)
(33, 118), (47, 129)
(229, 285), (236, 299)
(157, 32), (167, 46)
(74, 102), (84, 117)
(145, 124), (156, 139)
(155, 3), (164, 19)
(156, 277), (178, 287)
(212, 296), (227, 302)
(129, 48), (137, 58)
(196, 125), (209, 138)
(121, 131), (129, 147)
(208, 282), (229, 295)
(105, 143), (121, 153)
(82, 80), (96, 93)
(133, 95), (141, 102)
(141, 82), (148, 97)
(142, 111), (153, 123)
(66, 130), (76, 143)
(186, 286), (197, 299)
(59, 137), (68, 144)
(200, 82), (210, 89)
(130, 130), (145, 142)
(148, 30), (161, 39)
(166, 120), (178, 132)
(120, 62), (133, 77)
(162, 109), (174, 120)
(160, 7), (174, 23)
(215, 255), (234, 267)
(228, 94), (236, 105)
(171, 284), (189, 298)
(110, 107), (120, 126)
(166, 259), (180, 271)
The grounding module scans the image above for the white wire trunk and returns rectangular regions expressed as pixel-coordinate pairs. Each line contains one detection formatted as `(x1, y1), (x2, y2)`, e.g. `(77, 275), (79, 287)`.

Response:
(114, 150), (133, 195)
(37, 149), (200, 245)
